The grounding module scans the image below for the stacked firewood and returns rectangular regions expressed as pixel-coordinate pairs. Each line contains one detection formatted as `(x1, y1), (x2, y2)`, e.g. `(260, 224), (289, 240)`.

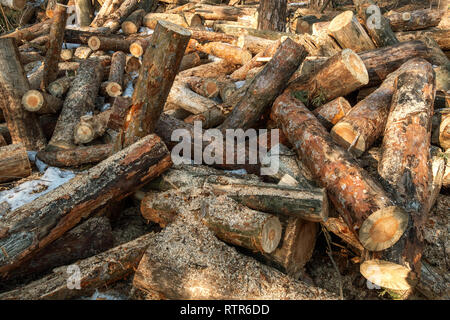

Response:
(0, 0), (448, 300)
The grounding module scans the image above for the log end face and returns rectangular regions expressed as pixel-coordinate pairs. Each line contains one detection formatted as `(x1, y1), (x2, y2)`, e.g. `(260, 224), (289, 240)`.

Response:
(328, 11), (354, 33)
(342, 49), (369, 87)
(22, 90), (44, 112)
(261, 216), (282, 254)
(130, 42), (144, 58)
(106, 82), (122, 97)
(122, 22), (138, 36)
(88, 36), (101, 51)
(359, 206), (409, 252)
(74, 123), (95, 144)
(360, 259), (418, 291)
(156, 20), (192, 38)
(330, 121), (366, 157)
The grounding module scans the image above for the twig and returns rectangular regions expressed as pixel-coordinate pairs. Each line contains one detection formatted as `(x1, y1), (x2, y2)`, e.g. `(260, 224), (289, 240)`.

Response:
(321, 224), (344, 300)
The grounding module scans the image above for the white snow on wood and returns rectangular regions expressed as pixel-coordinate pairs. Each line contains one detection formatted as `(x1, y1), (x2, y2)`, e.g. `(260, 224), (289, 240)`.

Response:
(0, 167), (75, 216)
(138, 27), (154, 35)
(63, 43), (81, 49)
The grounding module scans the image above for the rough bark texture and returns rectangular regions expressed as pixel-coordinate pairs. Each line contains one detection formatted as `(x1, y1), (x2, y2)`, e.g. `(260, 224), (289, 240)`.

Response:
(166, 80), (218, 114)
(257, 0), (287, 32)
(133, 214), (337, 299)
(21, 90), (63, 115)
(0, 134), (172, 276)
(74, 110), (112, 144)
(178, 59), (237, 78)
(219, 38), (307, 131)
(48, 76), (74, 98)
(36, 144), (114, 167)
(7, 217), (113, 279)
(48, 60), (103, 150)
(354, 0), (399, 47)
(41, 4), (68, 92)
(271, 95), (407, 252)
(328, 10), (376, 52)
(105, 51), (126, 97)
(386, 9), (442, 32)
(0, 144), (31, 183)
(330, 58), (430, 157)
(432, 108), (450, 150)
(75, 0), (94, 27)
(395, 29), (450, 51)
(0, 38), (46, 151)
(121, 9), (145, 35)
(0, 233), (155, 300)
(123, 21), (191, 147)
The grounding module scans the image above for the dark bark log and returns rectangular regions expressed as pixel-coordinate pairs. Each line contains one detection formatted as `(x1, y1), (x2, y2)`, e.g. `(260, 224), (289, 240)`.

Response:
(0, 18), (53, 45)
(37, 143), (114, 167)
(257, 0), (287, 32)
(8, 216), (113, 279)
(271, 93), (408, 252)
(0, 144), (31, 183)
(40, 4), (68, 91)
(219, 38), (307, 131)
(0, 134), (172, 276)
(48, 60), (103, 150)
(0, 38), (46, 151)
(74, 110), (112, 144)
(123, 21), (191, 147)
(0, 233), (155, 300)
(386, 9), (442, 32)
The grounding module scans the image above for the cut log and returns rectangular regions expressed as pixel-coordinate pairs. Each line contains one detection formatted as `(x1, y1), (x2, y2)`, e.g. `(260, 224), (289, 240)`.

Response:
(386, 9), (442, 32)
(377, 60), (436, 218)
(395, 29), (450, 51)
(88, 35), (137, 52)
(0, 38), (46, 151)
(178, 59), (237, 78)
(192, 4), (256, 21)
(0, 134), (171, 276)
(8, 216), (113, 279)
(106, 96), (132, 131)
(101, 0), (142, 32)
(298, 31), (342, 57)
(47, 60), (103, 150)
(47, 76), (74, 98)
(143, 13), (189, 29)
(200, 195), (282, 254)
(190, 29), (236, 44)
(312, 97), (352, 130)
(287, 49), (369, 109)
(36, 144), (114, 167)
(184, 106), (226, 129)
(327, 10), (376, 52)
(133, 214), (337, 299)
(21, 90), (63, 114)
(185, 76), (223, 99)
(90, 0), (121, 28)
(75, 0), (94, 27)
(432, 108), (450, 150)
(166, 80), (218, 114)
(354, 0), (399, 47)
(0, 18), (53, 45)
(40, 4), (68, 92)
(271, 93), (408, 252)
(237, 34), (277, 55)
(219, 38), (307, 130)
(19, 52), (44, 65)
(195, 42), (252, 66)
(0, 233), (155, 300)
(121, 9), (145, 35)
(0, 144), (31, 183)
(331, 58), (431, 157)
(444, 150), (450, 189)
(0, 0), (25, 10)
(74, 110), (112, 144)
(104, 51), (126, 97)
(230, 39), (281, 81)
(60, 49), (73, 61)
(73, 46), (93, 59)
(123, 21), (191, 147)
(129, 38), (152, 58)
(257, 0), (287, 32)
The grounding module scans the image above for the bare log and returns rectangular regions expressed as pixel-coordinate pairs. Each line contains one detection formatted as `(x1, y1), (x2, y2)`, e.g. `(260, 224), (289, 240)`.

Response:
(271, 92), (408, 252)
(328, 10), (376, 52)
(123, 21), (191, 147)
(21, 90), (63, 114)
(73, 46), (93, 59)
(0, 134), (171, 276)
(178, 59), (237, 78)
(48, 60), (103, 150)
(219, 38), (307, 130)
(0, 144), (31, 183)
(0, 38), (46, 150)
(195, 42), (252, 66)
(41, 4), (68, 91)
(166, 80), (218, 114)
(237, 34), (276, 55)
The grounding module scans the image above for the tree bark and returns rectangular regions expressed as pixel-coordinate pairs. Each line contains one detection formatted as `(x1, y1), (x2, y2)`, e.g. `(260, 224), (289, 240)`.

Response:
(271, 94), (408, 252)
(0, 38), (46, 151)
(219, 38), (307, 131)
(386, 9), (442, 32)
(178, 59), (237, 78)
(104, 51), (126, 97)
(41, 4), (68, 92)
(101, 0), (143, 32)
(48, 60), (103, 150)
(257, 0), (287, 32)
(121, 9), (145, 35)
(88, 35), (140, 52)
(47, 76), (74, 98)
(330, 58), (431, 157)
(432, 108), (450, 150)
(192, 4), (256, 21)
(133, 214), (337, 299)
(190, 29), (236, 44)
(328, 10), (376, 52)
(123, 21), (191, 147)
(75, 0), (94, 27)
(0, 0), (25, 10)
(237, 34), (276, 55)
(0, 144), (31, 183)
(74, 110), (112, 144)
(395, 29), (450, 51)
(0, 134), (172, 276)
(0, 233), (155, 300)
(73, 46), (93, 60)
(354, 0), (399, 47)
(7, 217), (114, 279)
(195, 42), (252, 65)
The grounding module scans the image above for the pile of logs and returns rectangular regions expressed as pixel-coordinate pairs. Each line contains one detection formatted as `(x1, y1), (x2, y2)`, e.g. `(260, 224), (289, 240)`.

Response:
(0, 0), (449, 300)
